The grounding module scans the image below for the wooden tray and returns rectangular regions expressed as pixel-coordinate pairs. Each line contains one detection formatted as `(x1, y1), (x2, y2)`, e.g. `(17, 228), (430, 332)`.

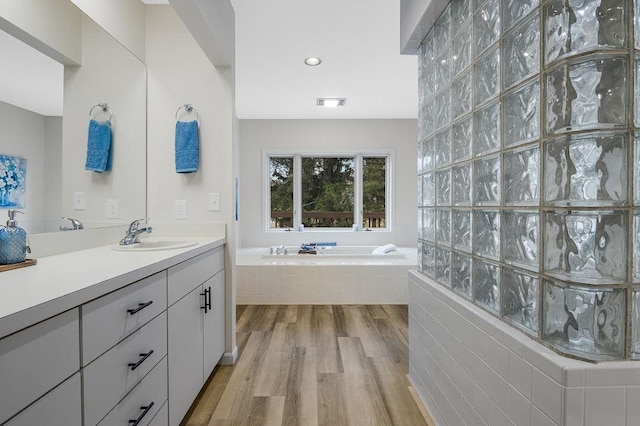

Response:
(0, 258), (37, 272)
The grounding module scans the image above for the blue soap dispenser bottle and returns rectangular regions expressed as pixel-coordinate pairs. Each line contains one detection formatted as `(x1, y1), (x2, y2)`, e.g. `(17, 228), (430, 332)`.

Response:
(0, 209), (28, 264)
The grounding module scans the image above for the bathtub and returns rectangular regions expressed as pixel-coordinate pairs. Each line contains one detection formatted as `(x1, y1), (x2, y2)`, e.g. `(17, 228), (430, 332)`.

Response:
(236, 246), (415, 304)
(262, 245), (406, 259)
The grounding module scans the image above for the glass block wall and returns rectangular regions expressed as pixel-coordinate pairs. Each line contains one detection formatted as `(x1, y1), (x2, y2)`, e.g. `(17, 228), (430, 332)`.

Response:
(416, 0), (640, 361)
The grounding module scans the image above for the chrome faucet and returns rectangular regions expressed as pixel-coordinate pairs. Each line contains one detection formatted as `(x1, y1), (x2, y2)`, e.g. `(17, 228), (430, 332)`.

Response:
(120, 218), (153, 245)
(59, 217), (84, 231)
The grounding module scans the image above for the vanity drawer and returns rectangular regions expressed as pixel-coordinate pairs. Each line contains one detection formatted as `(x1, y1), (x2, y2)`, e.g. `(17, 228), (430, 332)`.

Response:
(84, 311), (167, 426)
(148, 401), (168, 426)
(6, 373), (81, 426)
(98, 356), (167, 426)
(168, 247), (223, 305)
(0, 309), (79, 424)
(82, 271), (167, 364)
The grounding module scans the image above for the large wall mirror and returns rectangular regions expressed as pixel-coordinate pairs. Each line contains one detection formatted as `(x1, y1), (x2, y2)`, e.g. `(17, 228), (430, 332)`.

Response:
(0, 0), (146, 234)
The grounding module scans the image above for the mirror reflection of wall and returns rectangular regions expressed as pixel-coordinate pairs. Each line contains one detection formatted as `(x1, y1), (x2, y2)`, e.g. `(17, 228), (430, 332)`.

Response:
(62, 12), (147, 232)
(0, 1), (147, 235)
(0, 30), (63, 234)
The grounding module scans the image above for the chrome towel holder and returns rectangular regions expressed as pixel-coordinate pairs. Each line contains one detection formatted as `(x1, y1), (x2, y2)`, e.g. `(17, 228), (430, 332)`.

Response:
(89, 103), (113, 122)
(175, 103), (199, 123)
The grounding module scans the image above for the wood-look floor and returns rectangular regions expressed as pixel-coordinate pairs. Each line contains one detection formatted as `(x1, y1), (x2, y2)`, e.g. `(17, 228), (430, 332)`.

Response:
(183, 305), (434, 426)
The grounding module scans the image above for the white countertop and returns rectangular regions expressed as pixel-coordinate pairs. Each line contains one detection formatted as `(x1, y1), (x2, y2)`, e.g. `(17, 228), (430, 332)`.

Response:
(0, 237), (225, 339)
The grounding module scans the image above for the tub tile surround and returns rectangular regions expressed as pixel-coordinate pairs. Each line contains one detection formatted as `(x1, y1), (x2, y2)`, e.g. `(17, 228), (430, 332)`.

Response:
(236, 247), (415, 304)
(409, 272), (640, 426)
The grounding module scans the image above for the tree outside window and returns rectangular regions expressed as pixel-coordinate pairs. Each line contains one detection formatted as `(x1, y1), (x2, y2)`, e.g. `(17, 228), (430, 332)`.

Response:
(301, 157), (354, 228)
(268, 154), (389, 230)
(269, 157), (293, 229)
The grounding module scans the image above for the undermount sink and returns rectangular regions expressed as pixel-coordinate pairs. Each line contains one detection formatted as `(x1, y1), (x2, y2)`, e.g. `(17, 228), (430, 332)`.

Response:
(112, 238), (199, 252)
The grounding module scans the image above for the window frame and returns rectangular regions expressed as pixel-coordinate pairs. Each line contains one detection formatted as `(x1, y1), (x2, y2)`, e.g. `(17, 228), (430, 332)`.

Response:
(264, 150), (393, 232)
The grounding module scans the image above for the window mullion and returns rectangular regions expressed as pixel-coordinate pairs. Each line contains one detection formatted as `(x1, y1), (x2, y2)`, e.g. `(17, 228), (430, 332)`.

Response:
(354, 155), (363, 230)
(293, 154), (302, 230)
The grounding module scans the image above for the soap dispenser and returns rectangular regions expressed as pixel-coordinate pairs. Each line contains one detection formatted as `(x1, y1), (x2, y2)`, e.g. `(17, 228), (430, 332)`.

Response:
(0, 210), (29, 264)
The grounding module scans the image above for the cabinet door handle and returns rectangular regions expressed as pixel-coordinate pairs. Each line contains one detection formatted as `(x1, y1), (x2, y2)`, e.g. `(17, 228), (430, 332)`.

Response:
(128, 401), (155, 425)
(127, 300), (153, 315)
(128, 350), (154, 371)
(207, 286), (212, 311)
(200, 288), (209, 313)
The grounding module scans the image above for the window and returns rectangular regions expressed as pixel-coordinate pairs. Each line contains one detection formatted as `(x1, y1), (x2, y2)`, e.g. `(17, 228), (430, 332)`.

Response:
(269, 157), (294, 228)
(362, 156), (387, 228)
(301, 157), (355, 228)
(267, 153), (390, 230)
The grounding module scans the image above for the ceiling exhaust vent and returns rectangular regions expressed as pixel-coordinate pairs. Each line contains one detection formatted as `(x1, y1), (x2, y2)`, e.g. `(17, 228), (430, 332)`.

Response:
(317, 98), (346, 107)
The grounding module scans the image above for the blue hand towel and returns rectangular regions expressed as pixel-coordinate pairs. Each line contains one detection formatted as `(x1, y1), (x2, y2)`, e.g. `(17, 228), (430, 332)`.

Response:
(84, 119), (112, 173)
(175, 120), (199, 173)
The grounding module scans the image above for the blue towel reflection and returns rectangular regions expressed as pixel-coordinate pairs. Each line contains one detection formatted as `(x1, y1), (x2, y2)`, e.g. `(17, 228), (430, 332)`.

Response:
(84, 119), (112, 173)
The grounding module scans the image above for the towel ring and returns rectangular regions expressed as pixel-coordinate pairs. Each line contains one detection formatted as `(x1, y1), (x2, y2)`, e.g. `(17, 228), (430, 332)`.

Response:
(89, 103), (113, 122)
(175, 104), (199, 123)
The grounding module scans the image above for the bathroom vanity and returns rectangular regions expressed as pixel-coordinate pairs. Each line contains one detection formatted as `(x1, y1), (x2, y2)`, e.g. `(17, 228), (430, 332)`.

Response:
(0, 237), (225, 425)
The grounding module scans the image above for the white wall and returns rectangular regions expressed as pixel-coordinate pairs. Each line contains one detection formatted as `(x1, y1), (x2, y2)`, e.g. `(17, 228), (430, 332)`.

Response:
(44, 117), (63, 232)
(399, 0), (449, 54)
(169, 0), (235, 68)
(145, 5), (233, 226)
(239, 119), (417, 248)
(62, 13), (147, 227)
(70, 0), (145, 62)
(0, 102), (62, 234)
(0, 0), (81, 65)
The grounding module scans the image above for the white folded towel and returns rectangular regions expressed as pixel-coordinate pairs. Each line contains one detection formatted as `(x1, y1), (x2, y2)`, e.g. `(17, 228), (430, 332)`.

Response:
(372, 244), (397, 255)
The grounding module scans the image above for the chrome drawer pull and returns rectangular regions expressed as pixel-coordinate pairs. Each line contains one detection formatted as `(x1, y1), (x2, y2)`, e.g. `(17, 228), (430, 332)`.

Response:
(127, 300), (153, 315)
(128, 350), (154, 371)
(128, 401), (154, 425)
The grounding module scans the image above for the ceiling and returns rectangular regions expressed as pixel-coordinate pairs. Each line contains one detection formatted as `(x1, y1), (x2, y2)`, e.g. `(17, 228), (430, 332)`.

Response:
(2, 0), (418, 120)
(230, 0), (418, 119)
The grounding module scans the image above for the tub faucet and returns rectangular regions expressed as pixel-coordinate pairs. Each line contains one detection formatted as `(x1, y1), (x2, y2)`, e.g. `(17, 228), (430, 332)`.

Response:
(120, 218), (153, 245)
(59, 217), (84, 231)
(270, 245), (287, 255)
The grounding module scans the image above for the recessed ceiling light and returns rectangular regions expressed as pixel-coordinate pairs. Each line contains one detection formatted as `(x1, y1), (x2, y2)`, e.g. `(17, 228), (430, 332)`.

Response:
(317, 98), (346, 107)
(304, 57), (322, 66)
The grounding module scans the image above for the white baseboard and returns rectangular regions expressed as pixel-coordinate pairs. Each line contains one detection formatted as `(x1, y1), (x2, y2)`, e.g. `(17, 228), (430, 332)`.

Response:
(221, 345), (238, 365)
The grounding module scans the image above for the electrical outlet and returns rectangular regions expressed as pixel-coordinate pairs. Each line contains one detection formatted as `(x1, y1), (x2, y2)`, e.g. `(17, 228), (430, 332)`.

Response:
(74, 192), (86, 210)
(106, 199), (119, 218)
(174, 200), (188, 219)
(208, 193), (221, 211)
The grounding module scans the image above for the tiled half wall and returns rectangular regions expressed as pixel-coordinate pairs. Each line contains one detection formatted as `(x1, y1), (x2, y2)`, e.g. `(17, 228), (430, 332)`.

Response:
(410, 271), (640, 426)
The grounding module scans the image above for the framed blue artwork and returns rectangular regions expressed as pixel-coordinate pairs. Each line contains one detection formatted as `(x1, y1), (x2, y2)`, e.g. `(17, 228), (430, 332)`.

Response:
(0, 155), (26, 208)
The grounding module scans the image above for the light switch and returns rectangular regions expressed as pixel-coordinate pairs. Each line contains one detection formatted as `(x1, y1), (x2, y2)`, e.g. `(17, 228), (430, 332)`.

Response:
(208, 193), (221, 211)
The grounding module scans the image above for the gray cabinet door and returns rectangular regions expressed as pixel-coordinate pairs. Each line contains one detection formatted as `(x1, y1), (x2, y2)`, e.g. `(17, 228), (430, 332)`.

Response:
(167, 285), (205, 425)
(204, 270), (225, 376)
